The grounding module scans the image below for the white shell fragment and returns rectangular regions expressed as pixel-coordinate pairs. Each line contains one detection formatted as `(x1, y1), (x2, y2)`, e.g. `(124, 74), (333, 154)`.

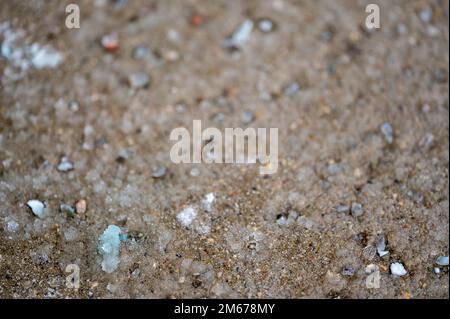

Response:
(390, 262), (407, 277)
(57, 157), (74, 172)
(225, 19), (253, 47)
(27, 199), (45, 218)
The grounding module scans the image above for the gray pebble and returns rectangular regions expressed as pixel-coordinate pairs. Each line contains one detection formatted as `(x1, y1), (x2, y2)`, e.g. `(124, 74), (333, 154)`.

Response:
(351, 202), (364, 217)
(419, 7), (433, 23)
(132, 44), (149, 60)
(283, 82), (300, 96)
(335, 204), (349, 213)
(380, 122), (394, 144)
(436, 256), (449, 266)
(60, 204), (76, 217)
(152, 166), (167, 179)
(242, 111), (254, 124)
(128, 72), (150, 89)
(407, 190), (424, 204)
(342, 266), (356, 277)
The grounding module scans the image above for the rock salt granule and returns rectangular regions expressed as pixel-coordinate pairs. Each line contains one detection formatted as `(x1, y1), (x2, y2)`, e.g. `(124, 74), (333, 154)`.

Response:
(98, 225), (122, 273)
(177, 206), (197, 228)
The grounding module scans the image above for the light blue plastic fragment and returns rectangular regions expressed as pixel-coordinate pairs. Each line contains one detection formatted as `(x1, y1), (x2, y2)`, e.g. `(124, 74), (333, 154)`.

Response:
(98, 225), (122, 273)
(436, 256), (449, 266)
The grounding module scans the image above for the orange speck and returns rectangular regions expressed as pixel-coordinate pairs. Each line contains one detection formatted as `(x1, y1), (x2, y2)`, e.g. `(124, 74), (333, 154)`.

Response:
(191, 14), (203, 26)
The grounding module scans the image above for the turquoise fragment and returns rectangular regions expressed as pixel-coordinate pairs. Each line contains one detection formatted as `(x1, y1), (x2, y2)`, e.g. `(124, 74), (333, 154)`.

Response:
(98, 225), (121, 273)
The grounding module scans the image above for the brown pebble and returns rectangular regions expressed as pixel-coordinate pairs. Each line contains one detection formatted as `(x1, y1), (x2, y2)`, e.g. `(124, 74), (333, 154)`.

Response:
(75, 199), (87, 214)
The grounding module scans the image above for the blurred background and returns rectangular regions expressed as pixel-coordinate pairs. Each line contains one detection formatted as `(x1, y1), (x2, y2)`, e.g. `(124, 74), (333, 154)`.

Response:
(0, 0), (448, 298)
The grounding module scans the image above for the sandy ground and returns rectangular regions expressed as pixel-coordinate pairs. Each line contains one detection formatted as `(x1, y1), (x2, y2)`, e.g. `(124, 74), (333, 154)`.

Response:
(0, 0), (449, 298)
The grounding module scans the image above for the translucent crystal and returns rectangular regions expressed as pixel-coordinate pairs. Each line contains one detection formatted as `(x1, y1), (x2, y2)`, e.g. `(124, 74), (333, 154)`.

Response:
(98, 225), (122, 273)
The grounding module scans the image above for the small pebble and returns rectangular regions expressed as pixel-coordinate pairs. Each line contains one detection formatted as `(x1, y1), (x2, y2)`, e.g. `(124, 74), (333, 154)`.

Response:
(60, 204), (76, 217)
(257, 18), (275, 33)
(191, 14), (203, 27)
(68, 100), (80, 112)
(351, 202), (363, 217)
(190, 168), (200, 177)
(242, 111), (254, 124)
(434, 267), (440, 274)
(436, 256), (449, 266)
(75, 199), (87, 214)
(283, 82), (300, 96)
(419, 7), (433, 23)
(6, 218), (19, 233)
(380, 122), (394, 144)
(128, 72), (150, 89)
(57, 157), (74, 172)
(376, 234), (389, 257)
(225, 19), (253, 47)
(419, 133), (434, 151)
(390, 262), (407, 277)
(342, 266), (356, 277)
(335, 204), (349, 213)
(407, 190), (424, 204)
(101, 33), (119, 51)
(152, 166), (167, 179)
(132, 44), (149, 60)
(202, 192), (215, 213)
(27, 199), (45, 218)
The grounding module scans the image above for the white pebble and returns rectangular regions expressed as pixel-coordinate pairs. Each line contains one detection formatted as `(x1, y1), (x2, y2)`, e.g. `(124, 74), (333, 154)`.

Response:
(390, 262), (407, 277)
(27, 199), (45, 218)
(57, 157), (74, 172)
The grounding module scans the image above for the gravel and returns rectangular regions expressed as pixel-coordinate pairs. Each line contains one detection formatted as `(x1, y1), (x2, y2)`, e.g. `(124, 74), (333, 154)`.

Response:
(0, 0), (448, 299)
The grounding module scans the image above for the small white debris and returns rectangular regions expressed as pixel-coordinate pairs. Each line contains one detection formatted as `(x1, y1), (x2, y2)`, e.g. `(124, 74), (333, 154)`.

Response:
(283, 82), (300, 96)
(434, 267), (440, 274)
(5, 217), (19, 233)
(98, 225), (122, 273)
(390, 262), (407, 277)
(27, 199), (45, 218)
(436, 256), (449, 266)
(419, 133), (434, 151)
(202, 193), (215, 213)
(177, 206), (197, 228)
(335, 204), (349, 213)
(257, 18), (274, 33)
(30, 45), (64, 69)
(225, 19), (253, 47)
(376, 235), (389, 257)
(128, 72), (150, 89)
(380, 122), (394, 144)
(152, 166), (167, 179)
(190, 168), (200, 177)
(419, 7), (433, 23)
(101, 33), (119, 51)
(57, 157), (74, 172)
(276, 215), (287, 226)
